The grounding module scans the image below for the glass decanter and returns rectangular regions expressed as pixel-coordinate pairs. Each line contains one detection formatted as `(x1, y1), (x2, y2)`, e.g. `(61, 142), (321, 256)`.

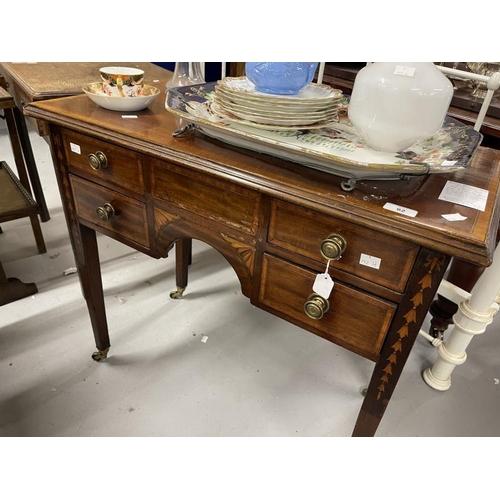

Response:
(166, 62), (205, 91)
(166, 62), (206, 129)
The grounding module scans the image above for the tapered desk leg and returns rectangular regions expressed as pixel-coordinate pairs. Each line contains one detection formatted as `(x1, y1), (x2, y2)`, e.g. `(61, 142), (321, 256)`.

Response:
(424, 244), (500, 391)
(77, 223), (110, 361)
(353, 249), (449, 436)
(13, 106), (50, 222)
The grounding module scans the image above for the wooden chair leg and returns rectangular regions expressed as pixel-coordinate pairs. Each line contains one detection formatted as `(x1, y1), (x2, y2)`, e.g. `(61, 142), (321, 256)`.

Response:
(3, 103), (47, 255)
(29, 214), (47, 254)
(13, 106), (50, 222)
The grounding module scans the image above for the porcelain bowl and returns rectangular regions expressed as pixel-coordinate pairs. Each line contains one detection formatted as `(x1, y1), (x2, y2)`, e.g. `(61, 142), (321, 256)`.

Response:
(82, 82), (160, 112)
(99, 66), (145, 97)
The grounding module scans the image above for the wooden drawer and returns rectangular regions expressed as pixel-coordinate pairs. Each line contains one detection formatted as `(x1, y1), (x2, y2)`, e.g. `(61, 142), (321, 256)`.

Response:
(70, 175), (149, 248)
(268, 200), (418, 292)
(62, 130), (144, 193)
(152, 159), (261, 236)
(258, 254), (396, 359)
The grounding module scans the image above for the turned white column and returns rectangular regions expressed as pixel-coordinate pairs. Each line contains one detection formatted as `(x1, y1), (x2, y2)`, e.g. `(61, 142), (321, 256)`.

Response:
(423, 244), (500, 391)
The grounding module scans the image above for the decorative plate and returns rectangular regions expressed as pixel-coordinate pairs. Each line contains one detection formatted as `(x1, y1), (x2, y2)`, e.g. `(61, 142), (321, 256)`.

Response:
(215, 85), (342, 113)
(218, 76), (343, 103)
(211, 101), (338, 128)
(214, 93), (339, 120)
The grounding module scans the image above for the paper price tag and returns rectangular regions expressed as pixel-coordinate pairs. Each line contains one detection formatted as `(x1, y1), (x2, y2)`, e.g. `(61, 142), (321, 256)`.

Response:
(359, 253), (381, 269)
(394, 65), (416, 77)
(70, 142), (81, 154)
(438, 180), (489, 212)
(383, 202), (418, 217)
(313, 273), (334, 299)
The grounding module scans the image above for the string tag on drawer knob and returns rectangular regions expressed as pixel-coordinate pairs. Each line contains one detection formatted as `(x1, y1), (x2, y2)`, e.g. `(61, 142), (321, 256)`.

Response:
(313, 260), (334, 299)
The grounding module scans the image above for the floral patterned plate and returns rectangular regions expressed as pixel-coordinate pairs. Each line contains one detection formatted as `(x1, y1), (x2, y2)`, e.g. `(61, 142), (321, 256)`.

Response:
(166, 82), (483, 188)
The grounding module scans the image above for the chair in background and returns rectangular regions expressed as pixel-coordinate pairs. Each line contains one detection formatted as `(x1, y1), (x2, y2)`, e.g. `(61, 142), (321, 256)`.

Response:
(0, 86), (46, 305)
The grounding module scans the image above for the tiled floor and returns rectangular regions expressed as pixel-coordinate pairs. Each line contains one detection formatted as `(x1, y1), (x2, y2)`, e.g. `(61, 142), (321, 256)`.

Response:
(1, 115), (499, 438)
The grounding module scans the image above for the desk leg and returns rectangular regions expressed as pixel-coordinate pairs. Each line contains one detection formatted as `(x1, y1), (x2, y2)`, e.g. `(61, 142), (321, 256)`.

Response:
(170, 238), (192, 299)
(352, 249), (449, 436)
(77, 223), (110, 361)
(13, 106), (50, 222)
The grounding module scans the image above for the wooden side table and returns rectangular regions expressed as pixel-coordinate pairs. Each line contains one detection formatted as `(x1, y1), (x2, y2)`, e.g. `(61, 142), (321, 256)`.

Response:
(0, 87), (46, 305)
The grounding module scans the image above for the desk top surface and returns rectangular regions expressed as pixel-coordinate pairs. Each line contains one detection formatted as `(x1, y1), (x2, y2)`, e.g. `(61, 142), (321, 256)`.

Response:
(0, 62), (171, 100)
(25, 83), (500, 267)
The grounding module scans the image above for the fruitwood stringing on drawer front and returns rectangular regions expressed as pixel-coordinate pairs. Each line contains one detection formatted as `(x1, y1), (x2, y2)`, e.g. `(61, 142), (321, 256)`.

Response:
(258, 254), (396, 360)
(70, 175), (149, 248)
(62, 130), (144, 193)
(268, 200), (419, 293)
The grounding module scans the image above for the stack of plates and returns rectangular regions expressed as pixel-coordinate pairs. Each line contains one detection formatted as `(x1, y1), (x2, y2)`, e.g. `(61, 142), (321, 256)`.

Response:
(213, 76), (343, 130)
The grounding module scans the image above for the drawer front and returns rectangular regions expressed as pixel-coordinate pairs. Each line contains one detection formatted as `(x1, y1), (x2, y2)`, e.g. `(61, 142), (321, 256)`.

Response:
(258, 254), (396, 359)
(268, 200), (418, 292)
(70, 175), (149, 248)
(62, 130), (144, 193)
(152, 160), (260, 236)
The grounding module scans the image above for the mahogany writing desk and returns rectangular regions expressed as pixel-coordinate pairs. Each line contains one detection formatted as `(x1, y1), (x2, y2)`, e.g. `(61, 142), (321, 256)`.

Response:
(25, 90), (500, 437)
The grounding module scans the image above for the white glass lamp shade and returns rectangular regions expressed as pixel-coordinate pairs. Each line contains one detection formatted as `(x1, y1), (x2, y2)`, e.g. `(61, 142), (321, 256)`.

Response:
(348, 63), (454, 152)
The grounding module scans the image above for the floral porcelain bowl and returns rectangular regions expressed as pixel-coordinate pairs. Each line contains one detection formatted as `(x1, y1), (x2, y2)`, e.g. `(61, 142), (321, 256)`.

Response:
(82, 82), (160, 112)
(99, 66), (145, 98)
(245, 62), (319, 95)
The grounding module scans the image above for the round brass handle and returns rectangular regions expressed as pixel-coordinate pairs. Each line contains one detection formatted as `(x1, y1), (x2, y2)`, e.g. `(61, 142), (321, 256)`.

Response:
(320, 234), (347, 260)
(304, 293), (330, 320)
(88, 151), (108, 170)
(96, 203), (115, 221)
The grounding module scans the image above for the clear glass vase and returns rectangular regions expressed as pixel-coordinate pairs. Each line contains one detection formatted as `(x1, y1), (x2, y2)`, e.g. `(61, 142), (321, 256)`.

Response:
(166, 62), (205, 129)
(166, 62), (205, 91)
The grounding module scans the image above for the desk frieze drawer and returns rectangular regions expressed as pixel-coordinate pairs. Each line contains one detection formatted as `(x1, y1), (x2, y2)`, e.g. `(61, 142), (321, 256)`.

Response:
(258, 254), (396, 360)
(62, 130), (144, 193)
(268, 200), (418, 293)
(152, 160), (260, 236)
(70, 175), (149, 248)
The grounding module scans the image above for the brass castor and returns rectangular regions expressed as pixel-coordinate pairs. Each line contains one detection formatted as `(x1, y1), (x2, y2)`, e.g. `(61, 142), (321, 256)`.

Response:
(91, 347), (110, 362)
(169, 286), (186, 299)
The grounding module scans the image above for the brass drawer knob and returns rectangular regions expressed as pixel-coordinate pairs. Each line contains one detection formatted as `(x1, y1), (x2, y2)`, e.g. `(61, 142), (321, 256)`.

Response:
(320, 234), (347, 260)
(96, 203), (115, 221)
(88, 151), (108, 170)
(304, 293), (330, 320)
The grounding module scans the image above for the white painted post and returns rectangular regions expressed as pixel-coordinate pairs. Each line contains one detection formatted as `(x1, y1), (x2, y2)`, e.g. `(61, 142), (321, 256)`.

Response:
(423, 244), (500, 390)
